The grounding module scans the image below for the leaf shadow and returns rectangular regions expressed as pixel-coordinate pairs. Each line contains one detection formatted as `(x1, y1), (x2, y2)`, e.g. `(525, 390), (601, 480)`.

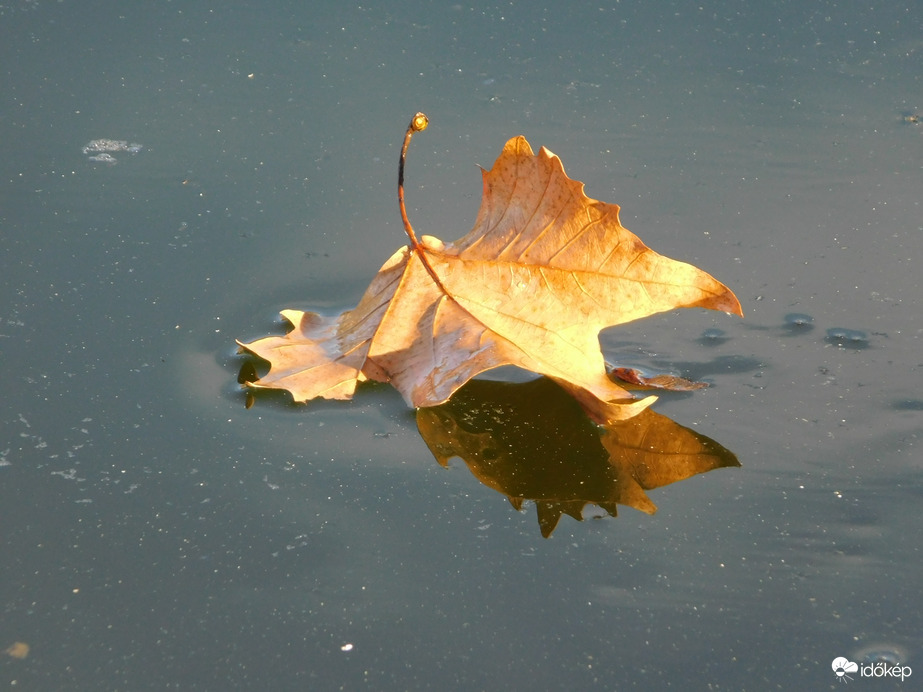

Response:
(417, 377), (740, 537)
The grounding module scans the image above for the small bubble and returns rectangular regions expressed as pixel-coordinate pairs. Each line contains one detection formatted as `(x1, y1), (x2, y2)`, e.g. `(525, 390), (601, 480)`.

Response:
(865, 650), (900, 664)
(784, 313), (814, 330)
(853, 643), (907, 666)
(697, 328), (728, 346)
(825, 328), (869, 349)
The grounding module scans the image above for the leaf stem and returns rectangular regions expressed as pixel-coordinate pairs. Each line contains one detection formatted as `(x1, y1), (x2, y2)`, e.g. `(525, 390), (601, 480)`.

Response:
(398, 112), (428, 248)
(397, 112), (452, 296)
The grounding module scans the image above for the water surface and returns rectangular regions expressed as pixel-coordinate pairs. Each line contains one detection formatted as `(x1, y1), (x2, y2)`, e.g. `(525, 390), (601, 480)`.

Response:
(2, 1), (920, 689)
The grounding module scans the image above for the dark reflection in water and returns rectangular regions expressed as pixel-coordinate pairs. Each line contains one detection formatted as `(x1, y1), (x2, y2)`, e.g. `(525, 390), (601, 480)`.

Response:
(417, 377), (739, 537)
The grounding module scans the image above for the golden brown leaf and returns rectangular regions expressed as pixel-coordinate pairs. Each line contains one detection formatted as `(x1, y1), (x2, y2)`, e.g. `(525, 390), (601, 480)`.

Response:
(238, 136), (742, 421)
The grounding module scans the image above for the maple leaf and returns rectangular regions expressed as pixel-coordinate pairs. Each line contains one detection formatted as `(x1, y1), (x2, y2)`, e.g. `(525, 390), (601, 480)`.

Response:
(237, 115), (742, 422)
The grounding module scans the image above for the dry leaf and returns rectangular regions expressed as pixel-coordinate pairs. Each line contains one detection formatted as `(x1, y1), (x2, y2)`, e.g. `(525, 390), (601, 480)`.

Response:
(416, 378), (739, 537)
(238, 132), (742, 421)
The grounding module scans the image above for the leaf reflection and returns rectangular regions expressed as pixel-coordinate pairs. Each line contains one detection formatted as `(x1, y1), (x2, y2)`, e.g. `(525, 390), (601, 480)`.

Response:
(417, 377), (739, 537)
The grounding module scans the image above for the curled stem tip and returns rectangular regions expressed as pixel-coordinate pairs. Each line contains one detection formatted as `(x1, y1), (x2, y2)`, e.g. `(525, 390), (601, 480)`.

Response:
(411, 112), (429, 132)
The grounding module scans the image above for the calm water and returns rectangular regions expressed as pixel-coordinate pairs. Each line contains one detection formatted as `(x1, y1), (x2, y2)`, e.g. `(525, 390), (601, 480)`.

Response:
(2, 1), (921, 689)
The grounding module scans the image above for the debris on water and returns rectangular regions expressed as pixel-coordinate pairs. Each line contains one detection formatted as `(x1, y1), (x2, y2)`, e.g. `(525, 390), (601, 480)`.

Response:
(82, 139), (143, 154)
(4, 642), (29, 659)
(82, 139), (143, 164)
